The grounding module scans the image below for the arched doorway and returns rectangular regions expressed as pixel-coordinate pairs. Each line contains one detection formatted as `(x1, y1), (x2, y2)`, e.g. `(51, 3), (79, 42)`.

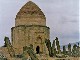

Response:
(36, 46), (40, 54)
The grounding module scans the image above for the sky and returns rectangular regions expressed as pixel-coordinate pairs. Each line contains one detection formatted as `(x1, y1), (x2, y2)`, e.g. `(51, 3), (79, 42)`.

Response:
(0, 0), (79, 46)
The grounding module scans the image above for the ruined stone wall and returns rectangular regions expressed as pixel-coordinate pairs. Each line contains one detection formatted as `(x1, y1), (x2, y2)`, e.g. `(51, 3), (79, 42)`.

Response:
(0, 47), (11, 59)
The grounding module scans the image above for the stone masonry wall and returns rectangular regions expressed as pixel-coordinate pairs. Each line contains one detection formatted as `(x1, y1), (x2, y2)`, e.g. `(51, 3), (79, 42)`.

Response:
(11, 25), (50, 54)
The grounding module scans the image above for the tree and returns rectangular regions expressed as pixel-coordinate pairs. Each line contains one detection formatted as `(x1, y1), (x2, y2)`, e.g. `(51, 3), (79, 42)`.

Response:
(52, 40), (56, 57)
(77, 43), (80, 57)
(68, 43), (71, 56)
(72, 44), (77, 57)
(55, 37), (60, 54)
(63, 46), (66, 55)
(3, 36), (9, 47)
(57, 42), (60, 54)
(54, 48), (56, 56)
(52, 40), (55, 49)
(45, 39), (52, 57)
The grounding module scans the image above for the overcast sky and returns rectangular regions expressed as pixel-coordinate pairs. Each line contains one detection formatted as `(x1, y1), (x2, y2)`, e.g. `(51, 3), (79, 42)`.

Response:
(0, 0), (79, 46)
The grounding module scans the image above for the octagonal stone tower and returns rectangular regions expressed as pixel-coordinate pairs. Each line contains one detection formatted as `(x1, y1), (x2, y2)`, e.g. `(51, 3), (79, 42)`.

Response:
(11, 1), (50, 55)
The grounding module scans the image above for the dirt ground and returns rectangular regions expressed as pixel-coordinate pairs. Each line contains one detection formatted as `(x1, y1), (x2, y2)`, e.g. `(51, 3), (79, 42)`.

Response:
(48, 57), (80, 60)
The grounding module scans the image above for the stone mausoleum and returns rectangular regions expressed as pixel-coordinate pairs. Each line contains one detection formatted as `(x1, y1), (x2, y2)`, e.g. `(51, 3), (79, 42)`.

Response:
(12, 1), (50, 55)
(0, 1), (50, 60)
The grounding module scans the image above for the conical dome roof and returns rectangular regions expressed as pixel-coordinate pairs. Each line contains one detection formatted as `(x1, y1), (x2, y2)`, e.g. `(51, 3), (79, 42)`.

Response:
(15, 1), (46, 26)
